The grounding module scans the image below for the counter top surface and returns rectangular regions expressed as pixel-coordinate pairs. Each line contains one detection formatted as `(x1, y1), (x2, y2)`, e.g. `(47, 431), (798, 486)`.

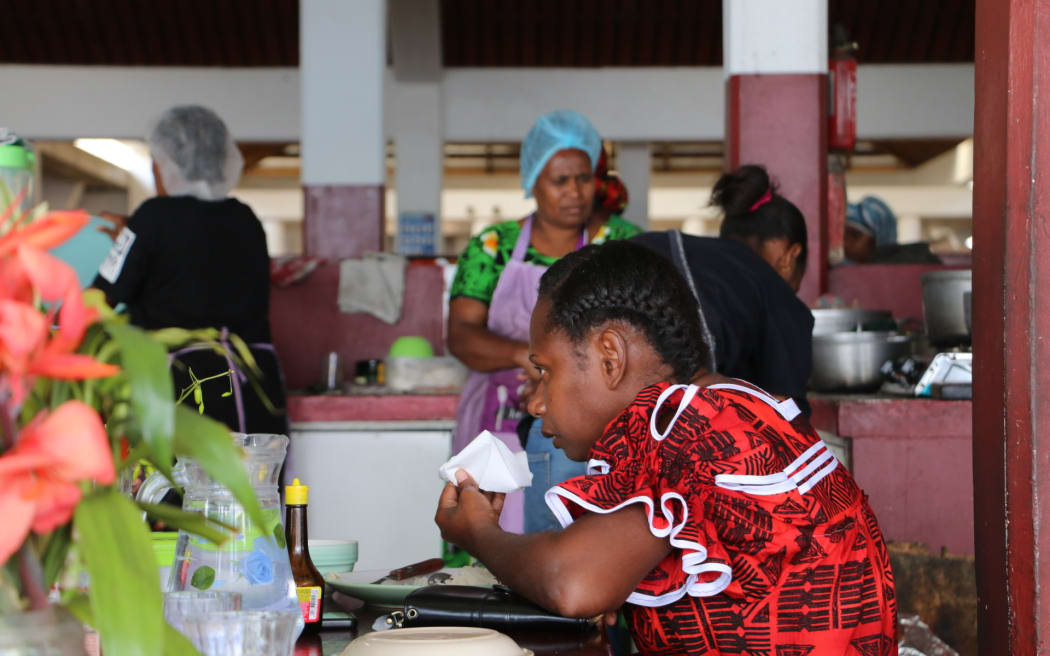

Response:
(809, 393), (971, 438)
(288, 390), (460, 423)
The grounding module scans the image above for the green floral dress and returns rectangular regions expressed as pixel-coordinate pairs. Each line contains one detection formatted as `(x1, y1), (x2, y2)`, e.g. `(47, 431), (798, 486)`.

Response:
(450, 215), (642, 305)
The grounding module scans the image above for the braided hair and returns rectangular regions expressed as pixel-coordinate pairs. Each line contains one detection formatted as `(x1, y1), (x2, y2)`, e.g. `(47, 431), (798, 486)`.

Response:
(713, 164), (808, 277)
(537, 241), (710, 382)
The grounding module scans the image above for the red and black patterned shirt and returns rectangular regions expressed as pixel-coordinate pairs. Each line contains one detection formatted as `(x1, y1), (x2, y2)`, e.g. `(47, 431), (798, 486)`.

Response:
(546, 381), (897, 656)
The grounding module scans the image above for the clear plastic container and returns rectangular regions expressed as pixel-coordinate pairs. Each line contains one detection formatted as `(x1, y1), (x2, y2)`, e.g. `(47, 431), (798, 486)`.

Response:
(385, 356), (467, 392)
(167, 433), (301, 634)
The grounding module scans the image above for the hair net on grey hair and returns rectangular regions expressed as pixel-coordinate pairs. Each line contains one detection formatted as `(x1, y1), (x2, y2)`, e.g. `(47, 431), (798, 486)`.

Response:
(148, 105), (244, 200)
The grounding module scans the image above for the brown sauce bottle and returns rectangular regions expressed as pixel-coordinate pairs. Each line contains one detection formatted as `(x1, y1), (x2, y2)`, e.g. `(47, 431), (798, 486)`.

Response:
(285, 478), (325, 633)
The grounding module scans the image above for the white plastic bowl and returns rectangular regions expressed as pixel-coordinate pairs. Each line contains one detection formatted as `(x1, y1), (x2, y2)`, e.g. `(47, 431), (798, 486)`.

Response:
(340, 627), (532, 656)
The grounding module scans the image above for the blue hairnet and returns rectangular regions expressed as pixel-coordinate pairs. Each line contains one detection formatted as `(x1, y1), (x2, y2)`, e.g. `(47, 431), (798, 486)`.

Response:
(519, 110), (602, 197)
(846, 195), (898, 246)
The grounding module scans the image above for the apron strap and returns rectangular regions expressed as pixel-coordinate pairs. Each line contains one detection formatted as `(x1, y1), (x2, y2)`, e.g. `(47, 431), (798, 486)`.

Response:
(511, 215), (534, 261)
(669, 230), (717, 372)
(512, 214), (589, 262)
(169, 328), (277, 434)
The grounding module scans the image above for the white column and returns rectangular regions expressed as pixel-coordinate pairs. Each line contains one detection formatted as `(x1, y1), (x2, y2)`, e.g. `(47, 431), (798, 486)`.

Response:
(300, 0), (385, 187)
(389, 0), (443, 254)
(723, 0), (827, 76)
(614, 142), (651, 229)
(300, 0), (386, 257)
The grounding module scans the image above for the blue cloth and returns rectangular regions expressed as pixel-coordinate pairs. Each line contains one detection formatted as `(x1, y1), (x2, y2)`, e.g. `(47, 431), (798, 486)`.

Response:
(846, 195), (898, 246)
(519, 110), (601, 198)
(524, 419), (587, 533)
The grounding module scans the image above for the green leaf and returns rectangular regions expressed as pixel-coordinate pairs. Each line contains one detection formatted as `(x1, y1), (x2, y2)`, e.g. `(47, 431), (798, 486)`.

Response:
(162, 621), (202, 656)
(41, 524), (73, 588)
(137, 502), (235, 546)
(68, 593), (201, 656)
(172, 406), (267, 540)
(75, 488), (164, 656)
(272, 522), (286, 549)
(83, 289), (119, 321)
(150, 327), (196, 348)
(190, 566), (215, 590)
(104, 322), (175, 474)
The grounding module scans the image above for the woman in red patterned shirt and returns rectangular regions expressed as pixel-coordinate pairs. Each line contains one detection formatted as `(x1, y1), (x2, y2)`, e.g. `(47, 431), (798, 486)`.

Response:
(436, 240), (897, 655)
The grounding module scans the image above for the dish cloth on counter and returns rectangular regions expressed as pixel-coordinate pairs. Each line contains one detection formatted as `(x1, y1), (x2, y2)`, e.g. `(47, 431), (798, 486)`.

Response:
(439, 430), (533, 494)
(337, 253), (406, 324)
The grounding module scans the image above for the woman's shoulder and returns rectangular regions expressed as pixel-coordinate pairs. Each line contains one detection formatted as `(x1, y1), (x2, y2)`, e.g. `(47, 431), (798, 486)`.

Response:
(595, 215), (643, 242)
(463, 220), (523, 256)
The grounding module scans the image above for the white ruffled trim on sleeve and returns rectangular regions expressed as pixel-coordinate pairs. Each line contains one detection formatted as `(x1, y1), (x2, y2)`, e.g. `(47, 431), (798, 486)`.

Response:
(544, 486), (733, 607)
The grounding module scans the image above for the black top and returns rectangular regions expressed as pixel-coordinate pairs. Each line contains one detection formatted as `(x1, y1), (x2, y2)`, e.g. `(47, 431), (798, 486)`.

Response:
(630, 232), (814, 414)
(93, 196), (273, 343)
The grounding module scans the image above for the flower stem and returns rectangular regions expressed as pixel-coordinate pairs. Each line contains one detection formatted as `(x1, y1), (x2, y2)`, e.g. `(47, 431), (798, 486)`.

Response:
(18, 543), (49, 610)
(0, 392), (17, 451)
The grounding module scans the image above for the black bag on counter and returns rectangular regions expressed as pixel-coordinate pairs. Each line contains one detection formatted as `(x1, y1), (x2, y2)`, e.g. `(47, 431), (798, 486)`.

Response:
(385, 585), (594, 633)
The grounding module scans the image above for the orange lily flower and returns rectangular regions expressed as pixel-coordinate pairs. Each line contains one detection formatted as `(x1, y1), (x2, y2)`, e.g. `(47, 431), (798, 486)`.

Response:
(0, 210), (89, 258)
(0, 400), (115, 565)
(0, 233), (119, 401)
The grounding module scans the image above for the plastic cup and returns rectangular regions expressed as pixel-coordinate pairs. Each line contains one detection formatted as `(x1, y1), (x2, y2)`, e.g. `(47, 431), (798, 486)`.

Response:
(163, 591), (242, 633)
(175, 610), (300, 656)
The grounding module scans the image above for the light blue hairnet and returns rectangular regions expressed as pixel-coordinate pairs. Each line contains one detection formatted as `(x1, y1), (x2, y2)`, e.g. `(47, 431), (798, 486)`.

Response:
(519, 110), (602, 197)
(846, 195), (898, 246)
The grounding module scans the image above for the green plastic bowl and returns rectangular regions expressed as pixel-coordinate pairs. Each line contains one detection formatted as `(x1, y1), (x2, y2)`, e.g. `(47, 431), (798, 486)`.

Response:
(388, 336), (434, 359)
(309, 539), (358, 576)
(151, 532), (178, 567)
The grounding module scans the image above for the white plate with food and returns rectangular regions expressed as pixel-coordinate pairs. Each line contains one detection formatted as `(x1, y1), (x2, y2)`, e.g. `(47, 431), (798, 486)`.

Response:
(326, 565), (498, 609)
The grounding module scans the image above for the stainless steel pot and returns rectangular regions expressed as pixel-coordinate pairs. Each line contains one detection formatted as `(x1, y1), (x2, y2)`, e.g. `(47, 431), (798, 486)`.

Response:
(810, 332), (912, 393)
(920, 270), (972, 346)
(811, 308), (893, 335)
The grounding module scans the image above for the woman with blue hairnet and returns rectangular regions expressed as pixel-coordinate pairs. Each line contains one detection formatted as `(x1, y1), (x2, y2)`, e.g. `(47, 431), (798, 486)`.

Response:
(448, 110), (641, 533)
(92, 105), (287, 436)
(844, 195), (940, 264)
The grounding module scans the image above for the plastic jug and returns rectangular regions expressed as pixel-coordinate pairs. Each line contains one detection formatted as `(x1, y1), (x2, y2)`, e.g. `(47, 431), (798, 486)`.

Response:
(166, 433), (301, 623)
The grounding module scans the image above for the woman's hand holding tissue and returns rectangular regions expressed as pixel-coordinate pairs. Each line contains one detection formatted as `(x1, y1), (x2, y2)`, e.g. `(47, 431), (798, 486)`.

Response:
(435, 470), (505, 549)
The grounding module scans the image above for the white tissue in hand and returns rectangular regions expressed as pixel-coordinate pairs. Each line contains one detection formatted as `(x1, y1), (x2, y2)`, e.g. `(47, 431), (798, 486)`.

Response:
(439, 430), (533, 493)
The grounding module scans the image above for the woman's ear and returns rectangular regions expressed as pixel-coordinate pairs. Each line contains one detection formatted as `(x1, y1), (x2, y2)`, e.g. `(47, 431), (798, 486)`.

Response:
(778, 242), (803, 280)
(594, 326), (629, 390)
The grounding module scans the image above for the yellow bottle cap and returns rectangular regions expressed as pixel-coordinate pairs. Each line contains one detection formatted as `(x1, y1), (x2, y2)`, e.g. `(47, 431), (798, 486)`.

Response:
(286, 477), (309, 505)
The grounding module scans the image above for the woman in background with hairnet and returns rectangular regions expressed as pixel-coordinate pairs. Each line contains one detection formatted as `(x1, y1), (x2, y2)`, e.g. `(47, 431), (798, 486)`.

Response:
(844, 195), (940, 264)
(447, 110), (640, 533)
(92, 105), (287, 436)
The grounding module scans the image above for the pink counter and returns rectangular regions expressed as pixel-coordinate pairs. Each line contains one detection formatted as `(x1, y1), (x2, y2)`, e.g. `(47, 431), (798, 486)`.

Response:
(811, 395), (973, 555)
(287, 392), (459, 423)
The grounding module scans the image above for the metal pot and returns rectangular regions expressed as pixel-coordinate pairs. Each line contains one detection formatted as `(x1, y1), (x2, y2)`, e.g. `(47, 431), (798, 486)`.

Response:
(811, 308), (893, 335)
(920, 270), (972, 346)
(810, 332), (912, 393)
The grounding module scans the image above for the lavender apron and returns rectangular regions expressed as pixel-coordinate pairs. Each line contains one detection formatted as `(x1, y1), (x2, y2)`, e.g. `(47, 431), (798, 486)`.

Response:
(453, 216), (584, 533)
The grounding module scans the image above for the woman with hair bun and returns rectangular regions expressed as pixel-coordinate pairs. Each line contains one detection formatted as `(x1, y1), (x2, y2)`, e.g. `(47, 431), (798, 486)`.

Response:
(713, 164), (808, 292)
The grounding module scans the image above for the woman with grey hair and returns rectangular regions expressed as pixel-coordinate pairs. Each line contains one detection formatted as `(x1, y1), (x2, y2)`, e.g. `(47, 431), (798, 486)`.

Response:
(93, 105), (287, 435)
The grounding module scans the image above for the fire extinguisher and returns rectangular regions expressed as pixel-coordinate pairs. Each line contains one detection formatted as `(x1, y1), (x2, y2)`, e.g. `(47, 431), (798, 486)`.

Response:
(828, 39), (857, 151)
(827, 31), (857, 264)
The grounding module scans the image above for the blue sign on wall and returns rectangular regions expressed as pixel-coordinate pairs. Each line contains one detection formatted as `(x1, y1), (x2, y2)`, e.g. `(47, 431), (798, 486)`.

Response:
(397, 212), (437, 255)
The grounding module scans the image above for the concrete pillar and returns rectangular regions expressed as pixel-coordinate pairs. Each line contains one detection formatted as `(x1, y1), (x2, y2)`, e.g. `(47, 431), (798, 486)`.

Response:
(723, 0), (828, 301)
(972, 0), (1050, 652)
(300, 0), (386, 258)
(389, 0), (443, 255)
(615, 142), (651, 229)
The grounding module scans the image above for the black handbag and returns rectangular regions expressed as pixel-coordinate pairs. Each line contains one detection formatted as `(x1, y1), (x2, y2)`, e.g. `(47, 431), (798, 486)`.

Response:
(385, 585), (594, 633)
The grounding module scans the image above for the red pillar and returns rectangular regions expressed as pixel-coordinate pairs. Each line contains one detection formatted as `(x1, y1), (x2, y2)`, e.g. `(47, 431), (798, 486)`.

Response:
(726, 75), (829, 302)
(972, 0), (1050, 652)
